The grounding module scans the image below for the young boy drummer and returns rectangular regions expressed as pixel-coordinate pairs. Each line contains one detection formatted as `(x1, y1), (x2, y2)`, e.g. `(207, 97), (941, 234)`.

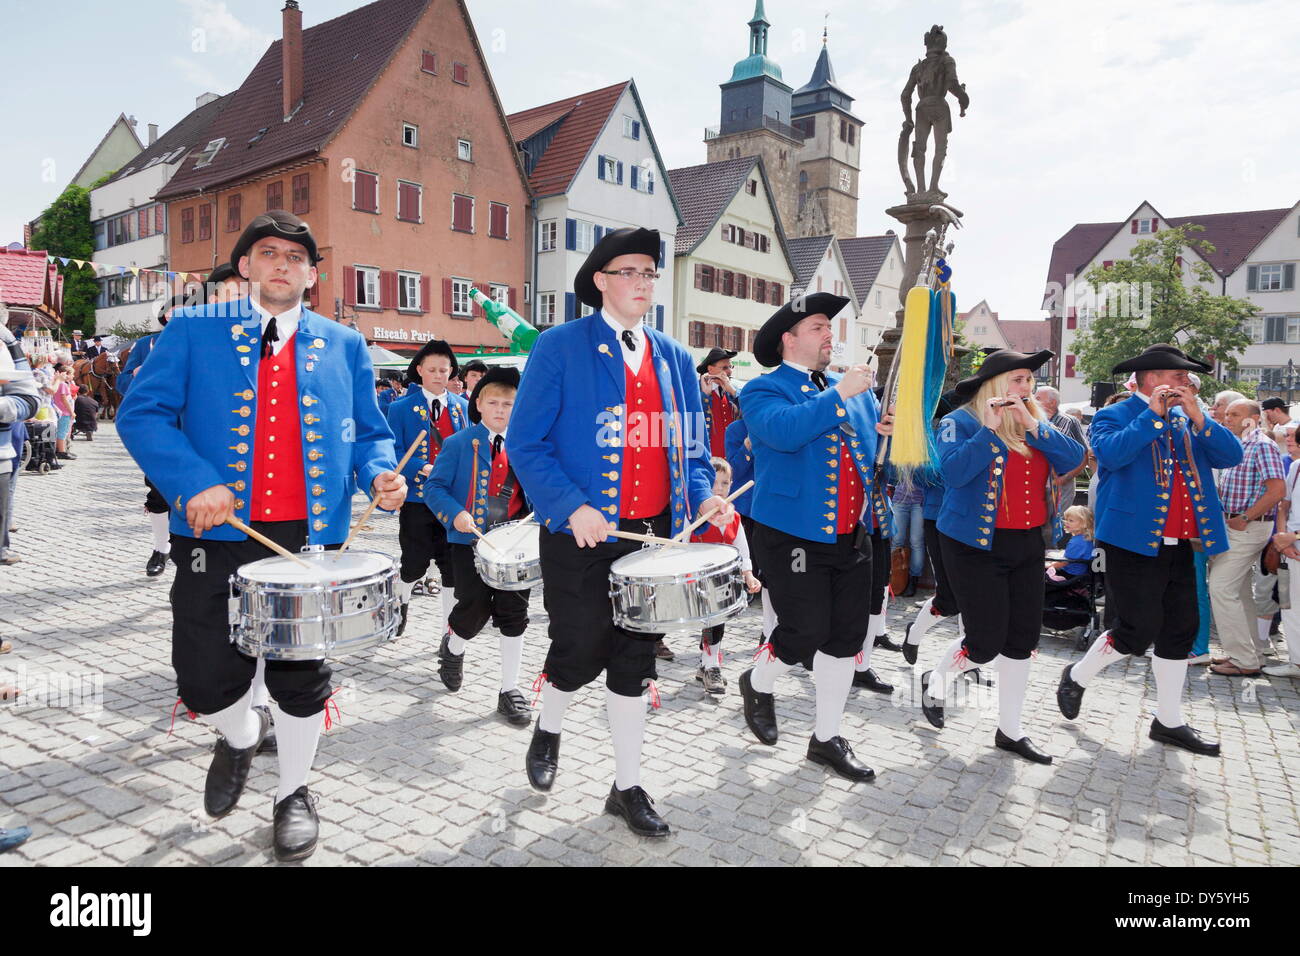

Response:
(387, 340), (468, 637)
(426, 367), (533, 725)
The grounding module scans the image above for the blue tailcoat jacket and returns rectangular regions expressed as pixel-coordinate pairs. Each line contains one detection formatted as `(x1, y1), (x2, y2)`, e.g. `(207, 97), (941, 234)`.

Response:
(426, 423), (531, 545)
(724, 419), (755, 517)
(386, 388), (468, 503)
(116, 332), (160, 397)
(740, 364), (881, 543)
(936, 408), (1084, 550)
(1090, 394), (1241, 557)
(507, 314), (715, 537)
(117, 299), (397, 545)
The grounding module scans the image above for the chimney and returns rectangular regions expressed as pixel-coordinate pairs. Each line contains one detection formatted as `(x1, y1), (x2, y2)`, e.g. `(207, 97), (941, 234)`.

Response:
(148, 123), (158, 145)
(196, 92), (220, 108)
(282, 0), (304, 122)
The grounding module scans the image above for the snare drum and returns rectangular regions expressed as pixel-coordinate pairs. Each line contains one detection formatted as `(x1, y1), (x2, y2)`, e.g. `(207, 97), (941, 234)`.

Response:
(231, 549), (399, 661)
(474, 520), (540, 591)
(609, 543), (745, 634)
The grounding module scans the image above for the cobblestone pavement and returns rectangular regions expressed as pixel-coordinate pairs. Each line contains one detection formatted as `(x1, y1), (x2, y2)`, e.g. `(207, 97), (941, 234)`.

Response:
(1, 425), (1298, 867)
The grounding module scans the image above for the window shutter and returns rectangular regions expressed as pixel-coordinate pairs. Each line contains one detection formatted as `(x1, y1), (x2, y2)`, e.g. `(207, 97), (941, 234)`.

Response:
(1102, 260), (1113, 270)
(597, 156), (606, 180)
(379, 271), (397, 310)
(1065, 355), (1076, 378)
(630, 166), (639, 190)
(655, 305), (664, 331)
(1131, 220), (1138, 234)
(616, 161), (624, 185)
(442, 278), (454, 315)
(1151, 218), (1158, 231)
(632, 121), (641, 140)
(1067, 307), (1077, 330)
(473, 282), (490, 317)
(1247, 265), (1258, 291)
(747, 329), (757, 352)
(594, 225), (604, 244)
(565, 292), (576, 322)
(694, 263), (703, 290)
(508, 287), (517, 310)
(1285, 263), (1296, 290)
(689, 321), (703, 347)
(344, 266), (358, 307)
(419, 276), (431, 313)
(731, 326), (743, 349)
(659, 241), (666, 268)
(565, 219), (576, 251)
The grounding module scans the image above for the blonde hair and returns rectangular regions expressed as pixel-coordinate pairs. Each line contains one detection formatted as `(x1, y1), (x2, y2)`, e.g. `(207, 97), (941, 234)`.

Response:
(710, 456), (732, 477)
(961, 371), (1047, 456)
(1064, 505), (1094, 540)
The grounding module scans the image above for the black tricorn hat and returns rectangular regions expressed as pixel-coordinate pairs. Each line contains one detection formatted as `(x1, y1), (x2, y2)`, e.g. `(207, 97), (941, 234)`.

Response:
(467, 366), (521, 424)
(207, 262), (238, 286)
(230, 210), (323, 273)
(405, 339), (459, 384)
(574, 227), (660, 310)
(1111, 343), (1212, 375)
(461, 359), (489, 377)
(696, 347), (738, 374)
(753, 292), (850, 368)
(952, 348), (1054, 401)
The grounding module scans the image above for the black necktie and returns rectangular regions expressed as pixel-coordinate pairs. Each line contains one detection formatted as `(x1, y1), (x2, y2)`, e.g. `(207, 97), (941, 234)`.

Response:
(430, 399), (441, 423)
(621, 329), (636, 352)
(810, 370), (828, 391)
(261, 316), (278, 359)
(492, 434), (503, 460)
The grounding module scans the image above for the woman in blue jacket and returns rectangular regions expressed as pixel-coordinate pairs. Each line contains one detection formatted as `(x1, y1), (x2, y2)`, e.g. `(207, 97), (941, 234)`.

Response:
(919, 350), (1085, 764)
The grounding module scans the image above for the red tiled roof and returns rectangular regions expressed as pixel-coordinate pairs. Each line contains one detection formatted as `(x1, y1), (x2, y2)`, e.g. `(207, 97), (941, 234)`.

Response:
(0, 248), (53, 307)
(157, 0), (430, 199)
(666, 156), (759, 255)
(997, 319), (1051, 354)
(104, 93), (235, 187)
(506, 82), (628, 197)
(1042, 206), (1293, 307)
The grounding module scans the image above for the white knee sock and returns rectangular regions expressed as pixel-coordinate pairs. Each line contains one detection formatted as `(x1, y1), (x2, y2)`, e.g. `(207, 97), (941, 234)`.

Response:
(538, 682), (573, 734)
(1069, 632), (1128, 688)
(761, 589), (778, 640)
(927, 635), (975, 699)
(206, 689), (259, 749)
(1256, 618), (1272, 646)
(439, 594), (453, 638)
(498, 634), (523, 692)
(868, 612), (885, 641)
(813, 652), (855, 742)
(1151, 656), (1188, 728)
(855, 632), (874, 672)
(447, 630), (466, 655)
(605, 688), (646, 791)
(273, 703), (324, 804)
(750, 650), (793, 693)
(149, 512), (170, 553)
(996, 655), (1031, 740)
(396, 578), (414, 605)
(249, 656), (270, 709)
(906, 596), (936, 646)
(700, 641), (720, 668)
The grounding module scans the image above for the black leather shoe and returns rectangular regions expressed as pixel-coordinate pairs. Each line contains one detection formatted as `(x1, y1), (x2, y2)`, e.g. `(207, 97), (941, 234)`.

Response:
(253, 705), (278, 755)
(1056, 663), (1085, 720)
(396, 603), (409, 638)
(204, 706), (270, 818)
(852, 667), (894, 694)
(901, 574), (918, 597)
(873, 634), (902, 653)
(994, 728), (1053, 764)
(919, 670), (944, 729)
(604, 784), (670, 838)
(437, 631), (464, 692)
(739, 668), (778, 745)
(1149, 718), (1221, 756)
(807, 735), (876, 782)
(273, 786), (319, 862)
(145, 550), (168, 576)
(525, 719), (560, 791)
(497, 689), (531, 727)
(902, 622), (919, 665)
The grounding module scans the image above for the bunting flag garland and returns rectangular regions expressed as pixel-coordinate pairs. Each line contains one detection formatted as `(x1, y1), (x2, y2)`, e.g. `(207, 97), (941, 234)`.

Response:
(41, 254), (212, 284)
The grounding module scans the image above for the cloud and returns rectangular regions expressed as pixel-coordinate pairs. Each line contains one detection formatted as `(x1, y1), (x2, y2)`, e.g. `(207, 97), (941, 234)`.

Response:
(179, 0), (272, 60)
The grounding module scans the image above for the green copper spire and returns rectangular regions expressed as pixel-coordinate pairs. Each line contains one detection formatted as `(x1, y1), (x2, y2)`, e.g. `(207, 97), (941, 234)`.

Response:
(731, 0), (782, 82)
(749, 0), (769, 26)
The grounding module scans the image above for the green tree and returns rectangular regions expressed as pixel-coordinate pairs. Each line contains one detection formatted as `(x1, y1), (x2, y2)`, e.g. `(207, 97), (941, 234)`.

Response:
(29, 184), (98, 337)
(1071, 225), (1257, 397)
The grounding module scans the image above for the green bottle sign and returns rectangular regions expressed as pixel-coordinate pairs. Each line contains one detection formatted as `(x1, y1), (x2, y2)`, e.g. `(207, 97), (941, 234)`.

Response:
(468, 287), (540, 353)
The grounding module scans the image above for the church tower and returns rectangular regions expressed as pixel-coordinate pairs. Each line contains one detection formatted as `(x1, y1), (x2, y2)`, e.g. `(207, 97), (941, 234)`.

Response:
(791, 30), (862, 239)
(704, 0), (800, 232)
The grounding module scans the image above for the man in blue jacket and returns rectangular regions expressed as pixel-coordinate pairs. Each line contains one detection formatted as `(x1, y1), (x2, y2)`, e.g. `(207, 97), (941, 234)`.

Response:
(118, 211), (404, 860)
(1057, 345), (1242, 756)
(508, 227), (729, 838)
(736, 292), (892, 783)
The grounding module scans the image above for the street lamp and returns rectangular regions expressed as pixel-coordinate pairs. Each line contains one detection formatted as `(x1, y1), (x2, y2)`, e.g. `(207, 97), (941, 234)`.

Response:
(1282, 358), (1299, 410)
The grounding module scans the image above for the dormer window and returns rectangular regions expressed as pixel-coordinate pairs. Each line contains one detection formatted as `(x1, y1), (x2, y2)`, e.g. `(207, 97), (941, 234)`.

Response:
(194, 138), (225, 168)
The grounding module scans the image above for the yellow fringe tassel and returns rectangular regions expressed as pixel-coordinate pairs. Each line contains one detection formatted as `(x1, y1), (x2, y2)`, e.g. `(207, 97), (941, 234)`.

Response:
(890, 286), (933, 470)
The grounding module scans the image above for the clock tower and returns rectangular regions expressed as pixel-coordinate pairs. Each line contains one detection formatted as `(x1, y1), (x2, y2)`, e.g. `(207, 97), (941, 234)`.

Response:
(791, 31), (862, 239)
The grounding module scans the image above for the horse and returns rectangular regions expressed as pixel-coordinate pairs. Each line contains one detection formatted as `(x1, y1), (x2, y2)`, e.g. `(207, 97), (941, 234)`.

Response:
(74, 349), (123, 420)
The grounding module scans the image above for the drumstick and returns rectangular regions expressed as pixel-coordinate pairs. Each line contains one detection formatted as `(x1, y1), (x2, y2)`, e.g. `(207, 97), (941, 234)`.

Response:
(468, 522), (501, 554)
(672, 480), (754, 543)
(336, 429), (428, 557)
(499, 512), (536, 552)
(225, 515), (314, 570)
(607, 529), (681, 547)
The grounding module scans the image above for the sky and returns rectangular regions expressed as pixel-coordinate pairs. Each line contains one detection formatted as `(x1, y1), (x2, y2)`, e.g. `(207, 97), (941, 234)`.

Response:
(3, 0), (1297, 322)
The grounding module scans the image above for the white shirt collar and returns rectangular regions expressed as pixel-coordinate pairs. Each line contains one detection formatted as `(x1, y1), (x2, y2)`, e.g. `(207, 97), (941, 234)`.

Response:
(250, 297), (301, 356)
(783, 360), (814, 377)
(602, 312), (646, 372)
(487, 427), (507, 443)
(602, 312), (643, 342)
(421, 386), (448, 403)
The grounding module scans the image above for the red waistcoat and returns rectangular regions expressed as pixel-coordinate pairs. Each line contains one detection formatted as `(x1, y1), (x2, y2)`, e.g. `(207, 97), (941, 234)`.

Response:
(996, 447), (1049, 529)
(835, 441), (865, 534)
(251, 337), (307, 522)
(693, 510), (741, 544)
(708, 390), (736, 458)
(621, 342), (671, 520)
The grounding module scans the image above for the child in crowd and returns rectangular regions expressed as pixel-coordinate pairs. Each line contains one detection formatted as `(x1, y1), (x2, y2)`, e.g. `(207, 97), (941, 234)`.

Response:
(1047, 505), (1094, 581)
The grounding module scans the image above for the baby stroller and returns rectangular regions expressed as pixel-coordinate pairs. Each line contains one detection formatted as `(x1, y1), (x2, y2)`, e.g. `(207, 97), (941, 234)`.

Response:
(1042, 550), (1104, 651)
(24, 420), (58, 474)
